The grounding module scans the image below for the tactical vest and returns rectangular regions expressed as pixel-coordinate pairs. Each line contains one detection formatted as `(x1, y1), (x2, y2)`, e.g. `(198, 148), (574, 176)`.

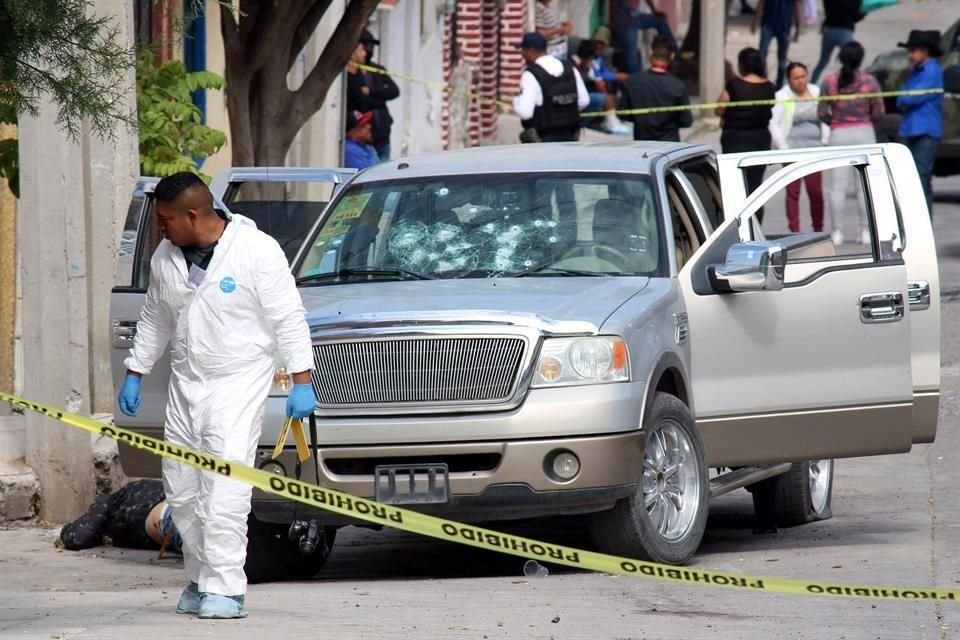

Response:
(522, 61), (581, 134)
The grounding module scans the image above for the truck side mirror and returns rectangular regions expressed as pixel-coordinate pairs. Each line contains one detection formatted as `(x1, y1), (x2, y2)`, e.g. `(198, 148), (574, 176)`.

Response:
(708, 241), (786, 293)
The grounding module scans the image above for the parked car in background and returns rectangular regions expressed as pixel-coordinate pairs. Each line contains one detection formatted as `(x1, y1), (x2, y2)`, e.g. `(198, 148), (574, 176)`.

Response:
(112, 142), (940, 579)
(868, 19), (960, 175)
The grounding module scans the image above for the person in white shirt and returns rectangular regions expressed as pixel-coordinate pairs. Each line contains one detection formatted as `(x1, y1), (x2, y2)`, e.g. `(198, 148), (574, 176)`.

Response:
(512, 32), (590, 143)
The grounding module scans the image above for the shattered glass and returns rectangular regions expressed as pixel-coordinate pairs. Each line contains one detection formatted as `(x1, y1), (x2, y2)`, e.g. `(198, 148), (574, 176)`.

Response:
(297, 172), (660, 280)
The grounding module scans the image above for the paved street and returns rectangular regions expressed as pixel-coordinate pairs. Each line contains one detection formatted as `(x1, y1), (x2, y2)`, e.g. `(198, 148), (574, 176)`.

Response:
(3, 2), (959, 639)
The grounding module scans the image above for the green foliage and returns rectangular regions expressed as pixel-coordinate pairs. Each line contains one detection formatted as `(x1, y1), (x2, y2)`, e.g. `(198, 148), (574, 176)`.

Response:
(136, 50), (226, 179)
(0, 0), (131, 140)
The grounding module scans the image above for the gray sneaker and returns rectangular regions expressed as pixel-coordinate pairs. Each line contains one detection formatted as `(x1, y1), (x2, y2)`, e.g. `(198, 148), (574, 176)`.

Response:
(198, 593), (248, 619)
(175, 582), (201, 615)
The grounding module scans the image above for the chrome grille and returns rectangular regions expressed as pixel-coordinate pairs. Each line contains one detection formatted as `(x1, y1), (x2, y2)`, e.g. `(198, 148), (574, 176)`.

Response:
(311, 337), (526, 406)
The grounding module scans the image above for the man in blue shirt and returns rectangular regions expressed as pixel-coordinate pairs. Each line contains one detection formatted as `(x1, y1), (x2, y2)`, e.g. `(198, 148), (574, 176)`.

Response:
(343, 110), (379, 171)
(896, 30), (944, 217)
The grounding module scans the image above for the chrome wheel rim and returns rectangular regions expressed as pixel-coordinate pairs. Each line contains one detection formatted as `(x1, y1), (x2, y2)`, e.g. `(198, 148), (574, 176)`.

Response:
(809, 459), (832, 514)
(642, 423), (701, 541)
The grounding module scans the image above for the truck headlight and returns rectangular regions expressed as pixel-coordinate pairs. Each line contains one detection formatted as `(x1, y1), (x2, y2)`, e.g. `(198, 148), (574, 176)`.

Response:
(531, 336), (629, 387)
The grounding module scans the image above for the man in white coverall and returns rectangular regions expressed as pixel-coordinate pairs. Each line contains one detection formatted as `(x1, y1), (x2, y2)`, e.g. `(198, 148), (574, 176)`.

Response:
(116, 172), (316, 619)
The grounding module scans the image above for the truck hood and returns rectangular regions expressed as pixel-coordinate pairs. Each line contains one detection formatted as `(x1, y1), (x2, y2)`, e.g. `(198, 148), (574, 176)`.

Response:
(300, 277), (650, 332)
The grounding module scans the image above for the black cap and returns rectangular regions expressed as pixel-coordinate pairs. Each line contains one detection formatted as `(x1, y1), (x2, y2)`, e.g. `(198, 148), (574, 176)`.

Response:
(898, 30), (943, 57)
(360, 29), (380, 45)
(516, 32), (547, 51)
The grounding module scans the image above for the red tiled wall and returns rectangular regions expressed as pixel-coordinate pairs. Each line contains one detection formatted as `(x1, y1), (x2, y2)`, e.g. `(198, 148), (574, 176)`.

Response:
(441, 0), (529, 149)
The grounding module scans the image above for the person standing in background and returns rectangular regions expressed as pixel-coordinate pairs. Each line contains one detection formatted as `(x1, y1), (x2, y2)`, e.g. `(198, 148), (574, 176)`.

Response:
(896, 30), (944, 217)
(752, 0), (802, 89)
(535, 0), (573, 60)
(611, 0), (679, 74)
(513, 32), (590, 143)
(619, 35), (692, 142)
(811, 0), (863, 84)
(358, 30), (400, 162)
(818, 41), (885, 245)
(715, 48), (777, 223)
(770, 62), (828, 232)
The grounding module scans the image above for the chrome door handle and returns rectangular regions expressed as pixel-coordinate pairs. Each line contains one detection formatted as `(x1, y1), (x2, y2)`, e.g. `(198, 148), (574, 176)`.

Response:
(907, 280), (930, 311)
(859, 292), (904, 324)
(112, 320), (138, 348)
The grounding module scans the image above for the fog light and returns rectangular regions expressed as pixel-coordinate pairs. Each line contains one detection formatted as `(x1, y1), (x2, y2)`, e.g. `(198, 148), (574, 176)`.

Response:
(260, 460), (286, 476)
(538, 356), (563, 383)
(550, 451), (580, 481)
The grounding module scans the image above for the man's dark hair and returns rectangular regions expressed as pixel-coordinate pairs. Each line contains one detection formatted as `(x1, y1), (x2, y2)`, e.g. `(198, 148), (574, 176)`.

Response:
(153, 171), (209, 204)
(737, 47), (767, 78)
(576, 39), (597, 61)
(650, 35), (672, 62)
(785, 61), (808, 77)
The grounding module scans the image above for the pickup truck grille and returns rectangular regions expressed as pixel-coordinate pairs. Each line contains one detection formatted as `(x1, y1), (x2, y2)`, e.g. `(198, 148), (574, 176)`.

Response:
(311, 336), (526, 406)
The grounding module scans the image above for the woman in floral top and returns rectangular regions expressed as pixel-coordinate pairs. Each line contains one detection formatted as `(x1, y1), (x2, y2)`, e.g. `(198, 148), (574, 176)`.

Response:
(818, 41), (884, 246)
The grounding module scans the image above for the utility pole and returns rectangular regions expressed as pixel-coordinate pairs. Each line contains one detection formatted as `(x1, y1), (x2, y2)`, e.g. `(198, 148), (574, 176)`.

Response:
(700, 0), (726, 109)
(17, 0), (138, 522)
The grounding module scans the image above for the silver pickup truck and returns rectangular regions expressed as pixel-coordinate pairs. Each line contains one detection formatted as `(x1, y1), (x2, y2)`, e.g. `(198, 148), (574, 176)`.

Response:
(112, 142), (939, 578)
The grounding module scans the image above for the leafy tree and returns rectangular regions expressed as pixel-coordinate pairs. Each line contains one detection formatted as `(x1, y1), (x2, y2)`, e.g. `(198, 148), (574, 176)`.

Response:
(219, 0), (381, 167)
(0, 0), (131, 139)
(136, 50), (226, 178)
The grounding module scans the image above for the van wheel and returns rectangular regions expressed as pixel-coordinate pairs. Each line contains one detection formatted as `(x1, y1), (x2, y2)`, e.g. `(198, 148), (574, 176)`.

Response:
(245, 516), (336, 584)
(587, 392), (708, 565)
(752, 460), (834, 527)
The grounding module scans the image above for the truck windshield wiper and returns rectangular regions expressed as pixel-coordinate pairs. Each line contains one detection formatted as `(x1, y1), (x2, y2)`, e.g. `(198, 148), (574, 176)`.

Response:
(511, 263), (610, 277)
(296, 266), (435, 285)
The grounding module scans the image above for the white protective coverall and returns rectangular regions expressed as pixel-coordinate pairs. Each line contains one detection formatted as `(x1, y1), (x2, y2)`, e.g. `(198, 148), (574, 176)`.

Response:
(124, 214), (312, 596)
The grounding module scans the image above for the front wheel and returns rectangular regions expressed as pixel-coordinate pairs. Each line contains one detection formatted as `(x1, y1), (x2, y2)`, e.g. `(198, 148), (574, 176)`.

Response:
(751, 459), (834, 528)
(587, 392), (709, 565)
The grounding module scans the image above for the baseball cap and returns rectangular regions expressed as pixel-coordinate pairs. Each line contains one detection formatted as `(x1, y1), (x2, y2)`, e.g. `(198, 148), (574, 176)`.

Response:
(516, 32), (547, 51)
(346, 110), (373, 131)
(359, 29), (380, 45)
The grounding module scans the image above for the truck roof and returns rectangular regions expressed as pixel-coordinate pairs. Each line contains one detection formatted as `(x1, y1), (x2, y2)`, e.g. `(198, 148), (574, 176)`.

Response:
(355, 141), (713, 182)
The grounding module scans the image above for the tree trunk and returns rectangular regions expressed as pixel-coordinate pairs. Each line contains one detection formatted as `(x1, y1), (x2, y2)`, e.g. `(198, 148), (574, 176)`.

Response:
(220, 0), (380, 170)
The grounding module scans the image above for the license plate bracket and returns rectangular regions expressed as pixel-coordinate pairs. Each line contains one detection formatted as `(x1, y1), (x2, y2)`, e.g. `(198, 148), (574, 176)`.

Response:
(374, 463), (450, 505)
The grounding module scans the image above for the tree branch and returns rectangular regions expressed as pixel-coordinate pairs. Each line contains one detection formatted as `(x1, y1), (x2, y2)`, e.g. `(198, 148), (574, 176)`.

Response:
(243, 0), (317, 72)
(289, 0), (379, 132)
(287, 0), (335, 72)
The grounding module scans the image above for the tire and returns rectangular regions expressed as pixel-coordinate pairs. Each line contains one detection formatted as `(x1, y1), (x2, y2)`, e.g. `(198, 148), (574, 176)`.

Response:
(244, 515), (337, 584)
(587, 392), (709, 565)
(751, 460), (834, 528)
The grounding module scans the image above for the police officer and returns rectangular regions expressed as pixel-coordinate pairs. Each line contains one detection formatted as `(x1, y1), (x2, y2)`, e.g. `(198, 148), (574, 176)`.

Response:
(512, 32), (590, 143)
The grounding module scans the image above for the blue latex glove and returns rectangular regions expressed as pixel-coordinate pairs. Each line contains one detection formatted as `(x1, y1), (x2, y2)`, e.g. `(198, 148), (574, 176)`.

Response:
(286, 383), (317, 419)
(118, 374), (142, 417)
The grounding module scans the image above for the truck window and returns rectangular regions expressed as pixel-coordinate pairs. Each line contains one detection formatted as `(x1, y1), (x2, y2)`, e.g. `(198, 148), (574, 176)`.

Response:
(297, 172), (665, 280)
(679, 158), (723, 231)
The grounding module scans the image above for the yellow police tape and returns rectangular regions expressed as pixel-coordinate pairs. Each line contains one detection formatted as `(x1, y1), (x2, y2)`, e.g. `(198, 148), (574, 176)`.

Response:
(4, 389), (958, 603)
(358, 62), (953, 118)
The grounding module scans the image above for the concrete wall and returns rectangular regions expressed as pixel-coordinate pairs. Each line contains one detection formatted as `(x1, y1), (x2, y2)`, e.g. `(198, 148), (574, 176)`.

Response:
(375, 1), (447, 159)
(17, 0), (138, 521)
